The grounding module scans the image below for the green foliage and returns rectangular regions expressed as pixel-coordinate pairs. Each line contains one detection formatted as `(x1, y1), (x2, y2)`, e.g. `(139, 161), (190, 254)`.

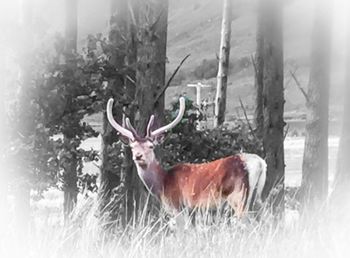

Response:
(6, 33), (111, 197)
(34, 35), (103, 196)
(161, 97), (263, 169)
(6, 120), (60, 194)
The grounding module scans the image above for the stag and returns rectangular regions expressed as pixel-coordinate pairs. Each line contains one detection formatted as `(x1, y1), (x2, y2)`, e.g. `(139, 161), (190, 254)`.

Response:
(106, 97), (266, 218)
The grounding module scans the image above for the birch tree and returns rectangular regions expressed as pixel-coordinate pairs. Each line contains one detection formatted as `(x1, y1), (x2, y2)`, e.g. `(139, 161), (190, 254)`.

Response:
(254, 0), (264, 139)
(214, 0), (232, 127)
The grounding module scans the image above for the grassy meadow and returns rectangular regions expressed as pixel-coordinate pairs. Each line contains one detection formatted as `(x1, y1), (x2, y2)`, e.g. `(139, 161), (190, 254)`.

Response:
(1, 135), (347, 258)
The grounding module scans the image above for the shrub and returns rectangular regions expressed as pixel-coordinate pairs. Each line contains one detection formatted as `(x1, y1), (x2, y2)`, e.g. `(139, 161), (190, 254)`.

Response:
(161, 97), (263, 168)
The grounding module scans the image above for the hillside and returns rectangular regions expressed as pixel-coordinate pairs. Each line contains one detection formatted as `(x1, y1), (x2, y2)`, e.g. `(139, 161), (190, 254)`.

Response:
(166, 0), (313, 114)
(16, 0), (347, 117)
(166, 0), (345, 117)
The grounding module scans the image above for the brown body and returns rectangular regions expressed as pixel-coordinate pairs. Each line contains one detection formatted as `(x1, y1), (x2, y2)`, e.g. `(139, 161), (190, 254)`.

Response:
(162, 155), (249, 212)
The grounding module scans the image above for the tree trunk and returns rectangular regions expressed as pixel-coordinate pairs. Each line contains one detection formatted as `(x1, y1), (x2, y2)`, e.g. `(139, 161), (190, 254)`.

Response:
(63, 187), (77, 222)
(122, 0), (139, 224)
(99, 116), (122, 222)
(64, 0), (77, 55)
(99, 0), (138, 225)
(332, 5), (349, 207)
(13, 183), (31, 235)
(63, 0), (78, 223)
(332, 36), (350, 205)
(261, 0), (285, 217)
(135, 0), (168, 139)
(214, 0), (232, 127)
(301, 0), (331, 212)
(254, 0), (264, 140)
(0, 78), (8, 233)
(134, 0), (168, 212)
(62, 136), (78, 223)
(13, 0), (35, 234)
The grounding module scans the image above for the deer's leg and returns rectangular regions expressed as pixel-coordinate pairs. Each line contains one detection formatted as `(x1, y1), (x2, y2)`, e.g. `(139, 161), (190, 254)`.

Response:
(163, 204), (188, 233)
(227, 187), (248, 219)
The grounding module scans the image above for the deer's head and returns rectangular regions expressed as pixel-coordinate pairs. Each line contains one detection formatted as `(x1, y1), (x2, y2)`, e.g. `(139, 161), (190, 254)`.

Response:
(106, 97), (185, 168)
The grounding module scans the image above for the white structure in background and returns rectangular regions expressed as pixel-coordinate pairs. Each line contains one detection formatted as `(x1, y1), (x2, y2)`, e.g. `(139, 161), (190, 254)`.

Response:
(187, 82), (211, 130)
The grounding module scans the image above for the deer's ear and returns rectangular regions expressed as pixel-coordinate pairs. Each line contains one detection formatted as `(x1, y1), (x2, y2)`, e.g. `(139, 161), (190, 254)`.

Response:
(152, 133), (166, 145)
(119, 135), (132, 145)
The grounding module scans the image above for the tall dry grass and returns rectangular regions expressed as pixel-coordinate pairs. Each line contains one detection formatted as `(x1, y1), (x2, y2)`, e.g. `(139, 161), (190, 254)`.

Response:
(1, 191), (349, 258)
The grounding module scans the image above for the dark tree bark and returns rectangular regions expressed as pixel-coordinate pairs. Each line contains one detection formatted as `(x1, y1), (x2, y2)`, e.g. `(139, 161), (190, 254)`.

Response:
(122, 0), (139, 224)
(214, 0), (232, 127)
(64, 0), (78, 55)
(99, 0), (138, 225)
(117, 0), (140, 225)
(301, 0), (331, 212)
(134, 0), (168, 211)
(254, 0), (264, 140)
(261, 0), (285, 216)
(136, 0), (168, 134)
(63, 0), (79, 223)
(135, 0), (168, 136)
(99, 0), (128, 224)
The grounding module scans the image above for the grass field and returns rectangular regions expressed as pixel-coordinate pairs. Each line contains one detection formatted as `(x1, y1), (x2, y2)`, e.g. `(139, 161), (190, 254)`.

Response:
(4, 186), (350, 258)
(2, 135), (347, 258)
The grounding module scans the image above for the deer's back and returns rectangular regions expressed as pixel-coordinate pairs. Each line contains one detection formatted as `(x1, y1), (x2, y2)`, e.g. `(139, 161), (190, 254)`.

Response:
(162, 155), (249, 210)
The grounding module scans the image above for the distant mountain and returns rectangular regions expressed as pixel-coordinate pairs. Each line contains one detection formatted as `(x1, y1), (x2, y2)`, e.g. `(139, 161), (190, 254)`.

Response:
(166, 0), (312, 113)
(166, 0), (345, 117)
(33, 0), (346, 116)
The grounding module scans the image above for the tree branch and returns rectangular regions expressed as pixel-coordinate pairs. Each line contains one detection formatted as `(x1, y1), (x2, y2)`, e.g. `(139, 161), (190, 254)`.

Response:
(284, 124), (289, 140)
(238, 97), (257, 140)
(289, 70), (310, 103)
(154, 54), (191, 104)
(250, 54), (258, 78)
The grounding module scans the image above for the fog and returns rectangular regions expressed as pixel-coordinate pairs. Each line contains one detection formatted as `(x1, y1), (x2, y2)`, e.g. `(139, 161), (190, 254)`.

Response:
(1, 0), (350, 257)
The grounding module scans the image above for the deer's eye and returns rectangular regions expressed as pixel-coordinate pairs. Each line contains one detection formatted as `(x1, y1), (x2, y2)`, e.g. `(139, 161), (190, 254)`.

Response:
(149, 145), (154, 149)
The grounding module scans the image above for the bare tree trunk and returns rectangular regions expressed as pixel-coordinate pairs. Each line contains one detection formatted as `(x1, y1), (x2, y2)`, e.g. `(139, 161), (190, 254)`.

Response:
(332, 39), (350, 206)
(62, 138), (78, 223)
(301, 0), (331, 212)
(99, 116), (121, 222)
(134, 0), (168, 212)
(254, 0), (264, 139)
(122, 0), (139, 224)
(64, 0), (78, 55)
(261, 0), (285, 217)
(99, 0), (138, 225)
(214, 0), (232, 127)
(332, 7), (349, 207)
(0, 77), (8, 232)
(63, 0), (78, 223)
(13, 182), (31, 234)
(135, 0), (168, 137)
(99, 0), (128, 224)
(13, 0), (35, 233)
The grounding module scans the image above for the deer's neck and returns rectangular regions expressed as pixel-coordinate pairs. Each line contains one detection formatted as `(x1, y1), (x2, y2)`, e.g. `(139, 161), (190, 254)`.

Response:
(135, 160), (166, 198)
